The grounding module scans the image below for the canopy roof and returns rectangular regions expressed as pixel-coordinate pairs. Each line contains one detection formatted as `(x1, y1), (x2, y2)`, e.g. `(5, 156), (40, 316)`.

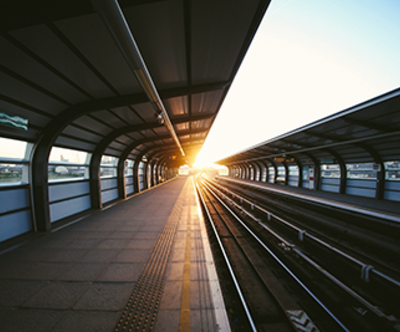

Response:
(0, 0), (270, 165)
(217, 88), (400, 167)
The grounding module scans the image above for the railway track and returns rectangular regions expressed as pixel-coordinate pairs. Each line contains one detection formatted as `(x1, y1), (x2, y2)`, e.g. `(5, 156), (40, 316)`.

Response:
(195, 174), (400, 332)
(210, 176), (400, 308)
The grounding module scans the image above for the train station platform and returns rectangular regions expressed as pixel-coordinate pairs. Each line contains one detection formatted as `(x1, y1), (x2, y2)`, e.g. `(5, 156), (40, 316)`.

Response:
(217, 176), (400, 223)
(0, 177), (229, 332)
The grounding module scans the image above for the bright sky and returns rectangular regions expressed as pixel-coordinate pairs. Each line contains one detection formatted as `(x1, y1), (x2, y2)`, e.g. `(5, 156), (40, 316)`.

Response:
(194, 0), (400, 168)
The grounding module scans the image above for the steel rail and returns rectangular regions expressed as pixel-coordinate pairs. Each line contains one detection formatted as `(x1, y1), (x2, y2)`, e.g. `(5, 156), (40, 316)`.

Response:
(203, 177), (400, 328)
(200, 178), (350, 332)
(91, 0), (185, 158)
(217, 176), (400, 224)
(195, 181), (258, 332)
(207, 176), (400, 288)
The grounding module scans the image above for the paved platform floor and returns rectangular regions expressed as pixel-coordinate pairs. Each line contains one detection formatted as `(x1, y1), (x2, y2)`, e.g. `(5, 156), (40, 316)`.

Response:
(0, 177), (229, 332)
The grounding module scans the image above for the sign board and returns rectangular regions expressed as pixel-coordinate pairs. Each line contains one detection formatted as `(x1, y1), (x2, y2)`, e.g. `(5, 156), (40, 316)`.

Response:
(275, 157), (295, 163)
(0, 112), (28, 131)
(373, 164), (381, 172)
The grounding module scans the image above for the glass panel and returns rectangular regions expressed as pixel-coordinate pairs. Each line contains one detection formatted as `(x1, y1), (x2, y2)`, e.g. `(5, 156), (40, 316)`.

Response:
(48, 165), (88, 181)
(179, 165), (190, 176)
(321, 164), (340, 178)
(289, 165), (299, 176)
(49, 147), (90, 164)
(0, 163), (23, 183)
(276, 166), (285, 183)
(100, 167), (117, 178)
(0, 137), (27, 159)
(124, 159), (134, 177)
(347, 163), (376, 179)
(385, 161), (400, 181)
(100, 155), (118, 166)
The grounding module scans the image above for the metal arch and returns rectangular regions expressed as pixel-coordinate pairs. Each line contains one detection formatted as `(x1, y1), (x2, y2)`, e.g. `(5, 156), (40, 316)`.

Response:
(242, 164), (248, 179)
(261, 160), (272, 183)
(91, 128), (206, 207)
(117, 132), (205, 194)
(250, 161), (260, 181)
(122, 128), (206, 161)
(146, 150), (173, 188)
(322, 148), (347, 194)
(244, 163), (251, 180)
(241, 163), (247, 180)
(263, 158), (277, 184)
(293, 156), (303, 188)
(236, 164), (244, 179)
(303, 152), (320, 190)
(355, 143), (385, 199)
(255, 161), (266, 182)
(249, 161), (259, 181)
(239, 164), (245, 179)
(90, 112), (215, 154)
(280, 160), (289, 185)
(132, 143), (202, 192)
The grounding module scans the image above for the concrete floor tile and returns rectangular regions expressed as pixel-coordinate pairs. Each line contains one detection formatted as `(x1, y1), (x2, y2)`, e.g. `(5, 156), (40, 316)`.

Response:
(78, 231), (113, 239)
(0, 309), (65, 332)
(97, 263), (145, 282)
(0, 280), (47, 306)
(50, 229), (85, 240)
(18, 262), (70, 280)
(45, 249), (88, 262)
(140, 225), (164, 231)
(190, 309), (218, 332)
(113, 249), (152, 263)
(79, 249), (120, 262)
(73, 282), (135, 311)
(97, 239), (130, 249)
(165, 262), (184, 281)
(67, 238), (102, 249)
(159, 281), (182, 310)
(37, 238), (75, 249)
(153, 310), (181, 332)
(23, 281), (90, 309)
(0, 261), (27, 279)
(133, 231), (160, 240)
(126, 239), (157, 249)
(118, 224), (142, 231)
(54, 263), (106, 281)
(190, 263), (209, 281)
(174, 231), (187, 240)
(172, 238), (186, 249)
(8, 248), (54, 262)
(0, 308), (10, 321)
(52, 311), (121, 332)
(190, 281), (214, 310)
(169, 249), (185, 262)
(108, 231), (137, 239)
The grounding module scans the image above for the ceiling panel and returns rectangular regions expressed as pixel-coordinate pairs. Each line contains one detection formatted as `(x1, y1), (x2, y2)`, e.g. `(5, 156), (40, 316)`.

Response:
(91, 110), (128, 129)
(124, 0), (187, 89)
(191, 90), (225, 114)
(55, 13), (139, 96)
(165, 96), (188, 117)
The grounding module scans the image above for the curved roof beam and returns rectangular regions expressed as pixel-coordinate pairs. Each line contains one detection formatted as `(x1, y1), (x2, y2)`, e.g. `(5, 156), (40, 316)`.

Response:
(63, 80), (228, 119)
(94, 113), (214, 157)
(219, 129), (400, 165)
(91, 0), (185, 156)
(117, 132), (206, 171)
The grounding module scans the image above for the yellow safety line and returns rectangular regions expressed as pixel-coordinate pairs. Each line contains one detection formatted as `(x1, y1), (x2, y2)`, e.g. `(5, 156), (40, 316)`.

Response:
(180, 186), (191, 331)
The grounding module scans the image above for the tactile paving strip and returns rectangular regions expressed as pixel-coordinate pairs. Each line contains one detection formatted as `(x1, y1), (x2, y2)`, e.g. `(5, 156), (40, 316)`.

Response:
(114, 186), (186, 332)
